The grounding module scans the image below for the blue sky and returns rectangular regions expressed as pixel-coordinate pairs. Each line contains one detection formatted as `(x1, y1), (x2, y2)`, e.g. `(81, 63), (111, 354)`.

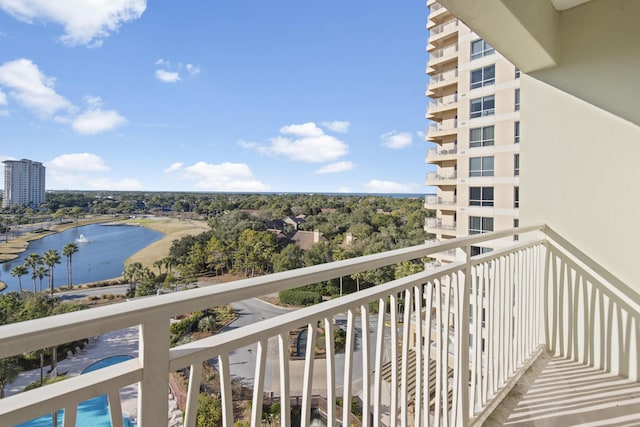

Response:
(0, 1), (433, 194)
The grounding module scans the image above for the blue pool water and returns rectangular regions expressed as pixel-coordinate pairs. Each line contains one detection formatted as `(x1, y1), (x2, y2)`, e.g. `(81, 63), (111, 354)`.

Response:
(16, 355), (136, 427)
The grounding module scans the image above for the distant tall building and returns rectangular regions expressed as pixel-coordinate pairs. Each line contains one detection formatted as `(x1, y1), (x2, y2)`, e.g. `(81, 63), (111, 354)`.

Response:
(2, 159), (46, 209)
(424, 1), (520, 261)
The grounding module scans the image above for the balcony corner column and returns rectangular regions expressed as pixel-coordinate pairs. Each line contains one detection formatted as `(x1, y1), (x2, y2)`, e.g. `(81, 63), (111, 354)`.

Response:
(137, 317), (170, 427)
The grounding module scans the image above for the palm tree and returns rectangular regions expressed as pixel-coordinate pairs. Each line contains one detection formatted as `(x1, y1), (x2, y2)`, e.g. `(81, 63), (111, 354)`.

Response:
(153, 260), (163, 275)
(43, 249), (61, 297)
(124, 262), (143, 295)
(25, 253), (42, 293)
(35, 265), (48, 292)
(10, 265), (28, 292)
(62, 243), (79, 289)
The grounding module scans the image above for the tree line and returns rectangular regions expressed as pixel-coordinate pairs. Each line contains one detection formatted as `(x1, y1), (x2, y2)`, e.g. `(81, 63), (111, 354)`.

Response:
(10, 243), (80, 296)
(127, 194), (432, 301)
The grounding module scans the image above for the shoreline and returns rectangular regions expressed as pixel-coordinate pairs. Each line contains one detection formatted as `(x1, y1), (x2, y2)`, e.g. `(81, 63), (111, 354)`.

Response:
(0, 216), (124, 264)
(0, 216), (209, 293)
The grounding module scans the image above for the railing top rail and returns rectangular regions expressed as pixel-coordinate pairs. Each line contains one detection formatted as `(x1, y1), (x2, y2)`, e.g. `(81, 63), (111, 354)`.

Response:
(0, 223), (545, 359)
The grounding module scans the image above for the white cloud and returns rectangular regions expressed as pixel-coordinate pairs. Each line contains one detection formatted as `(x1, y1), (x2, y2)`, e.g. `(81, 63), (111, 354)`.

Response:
(363, 180), (419, 193)
(337, 186), (352, 193)
(237, 140), (260, 149)
(252, 122), (348, 163)
(83, 95), (102, 109)
(315, 161), (355, 174)
(72, 108), (126, 135)
(47, 153), (109, 172)
(0, 59), (125, 134)
(0, 0), (146, 47)
(186, 64), (201, 75)
(163, 162), (183, 173)
(173, 161), (269, 191)
(46, 153), (141, 190)
(154, 60), (201, 83)
(155, 69), (180, 83)
(381, 131), (413, 149)
(321, 120), (351, 133)
(0, 58), (73, 118)
(0, 154), (15, 162)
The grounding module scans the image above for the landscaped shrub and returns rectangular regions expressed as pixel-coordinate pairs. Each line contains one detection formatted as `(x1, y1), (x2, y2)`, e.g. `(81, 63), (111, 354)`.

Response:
(278, 289), (321, 306)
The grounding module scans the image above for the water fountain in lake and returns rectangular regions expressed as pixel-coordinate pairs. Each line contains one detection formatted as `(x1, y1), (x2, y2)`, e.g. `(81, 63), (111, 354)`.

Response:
(75, 234), (90, 243)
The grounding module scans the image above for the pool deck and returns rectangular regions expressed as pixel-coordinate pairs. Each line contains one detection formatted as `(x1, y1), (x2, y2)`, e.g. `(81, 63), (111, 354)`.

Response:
(6, 326), (140, 419)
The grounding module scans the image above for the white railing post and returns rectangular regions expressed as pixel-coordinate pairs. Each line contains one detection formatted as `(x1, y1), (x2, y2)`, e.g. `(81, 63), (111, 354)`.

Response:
(457, 246), (471, 426)
(138, 318), (170, 427)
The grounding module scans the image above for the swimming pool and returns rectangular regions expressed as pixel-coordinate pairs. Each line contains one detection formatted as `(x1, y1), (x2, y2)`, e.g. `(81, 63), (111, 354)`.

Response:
(16, 355), (136, 427)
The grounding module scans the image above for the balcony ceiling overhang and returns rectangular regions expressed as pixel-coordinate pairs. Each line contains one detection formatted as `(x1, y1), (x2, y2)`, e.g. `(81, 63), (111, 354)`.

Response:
(438, 0), (595, 73)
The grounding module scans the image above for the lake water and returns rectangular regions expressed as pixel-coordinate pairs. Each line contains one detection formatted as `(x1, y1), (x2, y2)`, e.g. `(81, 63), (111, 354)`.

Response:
(0, 224), (162, 293)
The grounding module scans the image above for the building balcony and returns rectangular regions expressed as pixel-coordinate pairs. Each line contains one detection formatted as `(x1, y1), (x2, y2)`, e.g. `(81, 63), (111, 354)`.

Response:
(1, 225), (638, 427)
(424, 217), (457, 233)
(426, 119), (458, 140)
(427, 43), (458, 68)
(424, 195), (457, 209)
(426, 69), (458, 92)
(427, 1), (448, 20)
(425, 147), (457, 162)
(428, 18), (459, 44)
(425, 171), (457, 186)
(426, 93), (458, 119)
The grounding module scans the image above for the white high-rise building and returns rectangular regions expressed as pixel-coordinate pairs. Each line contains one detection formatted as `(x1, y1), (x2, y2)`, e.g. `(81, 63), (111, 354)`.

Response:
(424, 1), (520, 261)
(2, 159), (46, 209)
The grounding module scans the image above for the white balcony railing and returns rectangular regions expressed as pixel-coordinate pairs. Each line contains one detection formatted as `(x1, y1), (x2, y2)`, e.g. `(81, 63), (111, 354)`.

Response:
(426, 147), (458, 159)
(1, 225), (639, 426)
(428, 93), (458, 110)
(425, 195), (457, 206)
(429, 43), (458, 60)
(425, 218), (457, 231)
(429, 19), (459, 40)
(426, 171), (458, 183)
(428, 69), (458, 88)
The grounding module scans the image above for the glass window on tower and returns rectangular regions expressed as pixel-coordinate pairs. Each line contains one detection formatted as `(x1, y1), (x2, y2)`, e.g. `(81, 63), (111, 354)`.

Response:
(469, 156), (494, 177)
(470, 95), (495, 118)
(470, 126), (495, 147)
(470, 64), (495, 89)
(470, 39), (495, 60)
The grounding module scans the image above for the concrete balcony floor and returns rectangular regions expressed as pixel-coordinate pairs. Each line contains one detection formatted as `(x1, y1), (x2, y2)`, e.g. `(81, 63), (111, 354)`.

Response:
(486, 352), (640, 426)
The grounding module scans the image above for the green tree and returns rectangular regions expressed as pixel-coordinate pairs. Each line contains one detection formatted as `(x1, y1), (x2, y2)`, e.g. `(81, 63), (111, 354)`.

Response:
(43, 249), (61, 297)
(196, 392), (222, 427)
(0, 357), (22, 398)
(124, 262), (144, 295)
(34, 265), (48, 293)
(206, 236), (230, 276)
(235, 229), (277, 277)
(70, 207), (85, 223)
(62, 243), (79, 288)
(272, 244), (304, 273)
(10, 265), (28, 292)
(153, 259), (163, 275)
(25, 253), (42, 293)
(395, 260), (424, 279)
